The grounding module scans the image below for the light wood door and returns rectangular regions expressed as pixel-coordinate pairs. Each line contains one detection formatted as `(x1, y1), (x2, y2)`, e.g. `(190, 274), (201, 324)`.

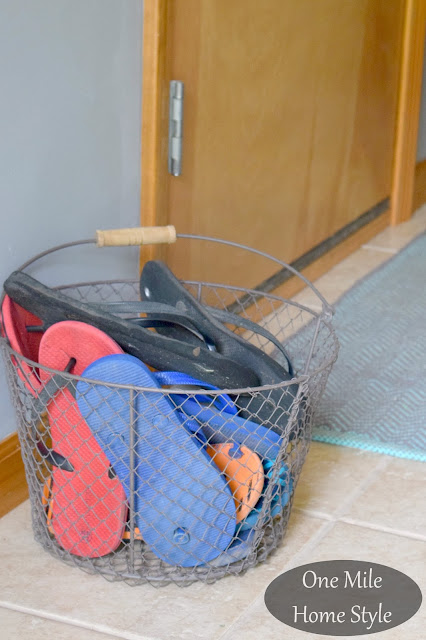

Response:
(144, 0), (404, 288)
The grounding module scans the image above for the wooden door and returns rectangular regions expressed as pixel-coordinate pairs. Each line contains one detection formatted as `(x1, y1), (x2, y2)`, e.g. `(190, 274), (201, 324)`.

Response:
(142, 0), (404, 289)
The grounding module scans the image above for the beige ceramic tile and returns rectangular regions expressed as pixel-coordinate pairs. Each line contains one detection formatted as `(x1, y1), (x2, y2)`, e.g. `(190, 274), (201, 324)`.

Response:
(221, 522), (426, 640)
(363, 205), (426, 253)
(289, 247), (391, 310)
(0, 502), (324, 640)
(0, 608), (116, 640)
(292, 286), (323, 312)
(246, 297), (320, 353)
(344, 457), (426, 538)
(293, 441), (385, 517)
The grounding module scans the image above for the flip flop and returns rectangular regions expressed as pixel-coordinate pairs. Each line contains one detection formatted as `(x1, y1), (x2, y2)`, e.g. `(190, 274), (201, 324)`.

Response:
(152, 369), (282, 459)
(88, 301), (293, 366)
(237, 460), (293, 532)
(75, 353), (237, 567)
(152, 371), (264, 522)
(1, 294), (43, 393)
(139, 261), (300, 435)
(4, 271), (258, 389)
(172, 398), (282, 460)
(205, 443), (264, 522)
(42, 477), (143, 542)
(38, 321), (128, 558)
(208, 528), (257, 566)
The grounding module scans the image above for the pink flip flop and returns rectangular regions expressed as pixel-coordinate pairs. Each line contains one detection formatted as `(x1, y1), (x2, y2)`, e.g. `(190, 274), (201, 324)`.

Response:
(39, 321), (127, 557)
(1, 294), (43, 393)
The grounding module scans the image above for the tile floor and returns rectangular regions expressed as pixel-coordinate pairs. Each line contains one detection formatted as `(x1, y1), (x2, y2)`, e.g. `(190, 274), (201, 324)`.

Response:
(1, 206), (425, 640)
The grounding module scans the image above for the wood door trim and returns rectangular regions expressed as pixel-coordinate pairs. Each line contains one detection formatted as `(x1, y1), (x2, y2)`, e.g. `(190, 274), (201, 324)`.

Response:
(0, 432), (28, 519)
(140, 0), (170, 268)
(413, 158), (426, 210)
(391, 0), (426, 225)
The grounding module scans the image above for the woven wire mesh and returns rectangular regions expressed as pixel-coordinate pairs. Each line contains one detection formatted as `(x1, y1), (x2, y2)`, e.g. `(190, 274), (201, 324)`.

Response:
(1, 278), (338, 586)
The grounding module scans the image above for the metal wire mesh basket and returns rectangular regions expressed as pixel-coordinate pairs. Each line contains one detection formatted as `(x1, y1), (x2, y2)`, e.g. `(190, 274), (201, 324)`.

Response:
(1, 229), (338, 586)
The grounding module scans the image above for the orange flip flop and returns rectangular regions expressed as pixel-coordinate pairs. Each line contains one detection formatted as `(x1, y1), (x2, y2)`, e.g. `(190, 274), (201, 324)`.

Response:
(206, 443), (264, 522)
(38, 321), (128, 558)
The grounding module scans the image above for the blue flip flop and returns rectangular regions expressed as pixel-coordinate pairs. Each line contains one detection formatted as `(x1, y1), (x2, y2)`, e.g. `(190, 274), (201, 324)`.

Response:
(172, 399), (282, 460)
(75, 354), (237, 567)
(208, 528), (256, 566)
(154, 372), (292, 534)
(153, 370), (282, 459)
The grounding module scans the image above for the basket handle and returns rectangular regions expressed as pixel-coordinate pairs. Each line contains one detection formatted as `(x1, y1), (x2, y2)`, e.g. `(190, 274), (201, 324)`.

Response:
(96, 225), (177, 247)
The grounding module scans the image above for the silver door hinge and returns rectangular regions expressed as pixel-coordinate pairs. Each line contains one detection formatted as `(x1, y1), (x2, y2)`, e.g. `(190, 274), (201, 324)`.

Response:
(168, 80), (184, 176)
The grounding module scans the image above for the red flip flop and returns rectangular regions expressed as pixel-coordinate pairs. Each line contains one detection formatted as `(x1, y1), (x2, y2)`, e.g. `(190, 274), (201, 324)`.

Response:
(39, 321), (127, 557)
(1, 294), (43, 393)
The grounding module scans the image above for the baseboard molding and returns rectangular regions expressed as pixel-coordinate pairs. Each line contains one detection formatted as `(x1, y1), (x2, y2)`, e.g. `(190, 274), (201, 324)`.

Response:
(0, 206), (392, 519)
(413, 159), (426, 212)
(0, 431), (28, 519)
(276, 208), (391, 301)
(229, 207), (390, 321)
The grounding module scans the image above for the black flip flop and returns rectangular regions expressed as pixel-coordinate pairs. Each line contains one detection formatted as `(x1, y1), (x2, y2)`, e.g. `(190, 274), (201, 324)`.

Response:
(140, 261), (301, 436)
(3, 271), (258, 389)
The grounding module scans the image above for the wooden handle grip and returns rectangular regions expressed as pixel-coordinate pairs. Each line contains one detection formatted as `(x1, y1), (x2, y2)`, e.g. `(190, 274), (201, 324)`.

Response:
(96, 226), (177, 247)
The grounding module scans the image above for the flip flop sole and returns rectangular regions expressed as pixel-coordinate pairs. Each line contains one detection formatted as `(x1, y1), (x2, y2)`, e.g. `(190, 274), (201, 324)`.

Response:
(39, 321), (127, 557)
(4, 271), (258, 389)
(208, 528), (256, 567)
(206, 444), (264, 522)
(174, 397), (282, 459)
(76, 353), (237, 567)
(140, 261), (300, 434)
(1, 295), (43, 393)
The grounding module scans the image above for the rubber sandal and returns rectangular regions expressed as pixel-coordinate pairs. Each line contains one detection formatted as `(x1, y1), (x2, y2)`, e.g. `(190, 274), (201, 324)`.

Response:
(75, 353), (237, 567)
(140, 260), (300, 435)
(237, 460), (293, 532)
(1, 294), (43, 393)
(172, 398), (282, 459)
(42, 476), (143, 542)
(205, 443), (264, 522)
(38, 321), (128, 558)
(153, 371), (264, 522)
(87, 301), (293, 366)
(208, 528), (257, 566)
(4, 271), (258, 389)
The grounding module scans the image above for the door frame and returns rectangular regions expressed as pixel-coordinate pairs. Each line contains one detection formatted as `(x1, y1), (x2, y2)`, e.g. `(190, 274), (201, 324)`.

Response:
(390, 0), (426, 224)
(140, 0), (170, 268)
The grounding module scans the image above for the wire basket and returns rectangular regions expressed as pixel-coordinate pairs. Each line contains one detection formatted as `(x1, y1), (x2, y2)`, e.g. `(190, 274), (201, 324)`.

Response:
(1, 229), (339, 586)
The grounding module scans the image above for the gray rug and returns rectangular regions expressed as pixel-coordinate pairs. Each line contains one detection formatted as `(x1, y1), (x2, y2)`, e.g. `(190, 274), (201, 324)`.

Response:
(313, 232), (426, 461)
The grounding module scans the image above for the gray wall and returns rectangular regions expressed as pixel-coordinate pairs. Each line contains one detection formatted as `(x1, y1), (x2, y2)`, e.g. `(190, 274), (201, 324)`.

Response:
(0, 0), (144, 438)
(417, 39), (426, 161)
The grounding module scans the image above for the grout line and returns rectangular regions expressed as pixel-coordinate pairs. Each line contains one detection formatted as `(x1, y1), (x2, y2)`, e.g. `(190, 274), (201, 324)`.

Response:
(338, 517), (426, 542)
(361, 244), (398, 254)
(279, 519), (336, 573)
(292, 506), (334, 521)
(0, 602), (154, 640)
(216, 518), (335, 640)
(332, 455), (391, 520)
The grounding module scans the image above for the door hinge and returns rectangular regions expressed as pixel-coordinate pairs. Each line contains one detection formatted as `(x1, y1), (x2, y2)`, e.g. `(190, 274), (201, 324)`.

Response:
(168, 80), (184, 176)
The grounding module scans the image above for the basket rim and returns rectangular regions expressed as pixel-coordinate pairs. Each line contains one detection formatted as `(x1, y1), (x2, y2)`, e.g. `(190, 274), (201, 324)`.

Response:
(1, 336), (338, 395)
(51, 278), (325, 318)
